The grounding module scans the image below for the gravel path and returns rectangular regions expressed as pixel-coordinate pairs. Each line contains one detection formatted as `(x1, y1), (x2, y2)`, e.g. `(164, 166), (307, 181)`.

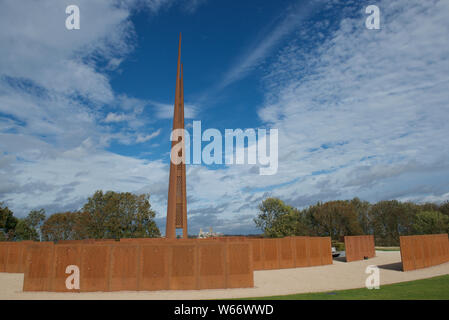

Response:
(1, 251), (448, 300)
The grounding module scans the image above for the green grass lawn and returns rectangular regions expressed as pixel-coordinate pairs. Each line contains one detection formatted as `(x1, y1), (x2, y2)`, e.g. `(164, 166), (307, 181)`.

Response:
(242, 275), (449, 300)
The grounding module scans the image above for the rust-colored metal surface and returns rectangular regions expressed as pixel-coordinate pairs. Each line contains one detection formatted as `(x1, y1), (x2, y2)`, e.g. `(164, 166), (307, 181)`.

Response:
(226, 242), (253, 288)
(22, 242), (55, 291)
(52, 244), (81, 292)
(250, 239), (263, 270)
(0, 243), (8, 272)
(399, 236), (415, 271)
(120, 237), (164, 243)
(279, 237), (295, 269)
(262, 238), (279, 270)
(198, 242), (226, 289)
(57, 240), (87, 244)
(22, 236), (335, 292)
(294, 237), (309, 267)
(110, 244), (140, 291)
(320, 237), (333, 265)
(5, 244), (21, 273)
(139, 244), (169, 291)
(344, 235), (375, 262)
(400, 234), (449, 271)
(166, 33), (188, 239)
(412, 236), (425, 269)
(17, 241), (34, 273)
(250, 236), (332, 271)
(0, 241), (34, 273)
(80, 245), (111, 292)
(308, 237), (322, 266)
(170, 244), (197, 290)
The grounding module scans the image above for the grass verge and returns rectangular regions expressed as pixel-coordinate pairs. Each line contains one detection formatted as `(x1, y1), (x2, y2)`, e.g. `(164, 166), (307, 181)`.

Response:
(241, 274), (449, 300)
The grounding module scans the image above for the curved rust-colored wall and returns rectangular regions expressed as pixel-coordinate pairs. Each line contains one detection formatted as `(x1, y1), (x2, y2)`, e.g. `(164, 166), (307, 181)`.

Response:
(250, 236), (332, 271)
(22, 240), (253, 292)
(8, 236), (330, 292)
(400, 234), (449, 271)
(0, 241), (35, 273)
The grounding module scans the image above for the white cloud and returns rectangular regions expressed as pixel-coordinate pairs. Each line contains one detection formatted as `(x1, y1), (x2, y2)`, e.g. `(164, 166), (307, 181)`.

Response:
(104, 113), (129, 123)
(0, 0), (168, 216)
(218, 1), (323, 90)
(255, 0), (449, 206)
(136, 129), (161, 143)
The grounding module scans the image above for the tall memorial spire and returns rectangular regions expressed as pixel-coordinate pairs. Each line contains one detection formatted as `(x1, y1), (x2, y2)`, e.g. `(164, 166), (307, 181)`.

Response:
(166, 33), (188, 239)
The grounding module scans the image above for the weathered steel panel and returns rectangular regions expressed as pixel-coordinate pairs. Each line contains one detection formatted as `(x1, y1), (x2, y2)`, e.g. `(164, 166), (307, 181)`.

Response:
(279, 237), (295, 269)
(80, 245), (111, 292)
(198, 242), (226, 289)
(308, 237), (322, 266)
(400, 234), (449, 271)
(0, 243), (8, 272)
(226, 242), (253, 288)
(412, 236), (425, 269)
(169, 244), (197, 290)
(51, 244), (81, 292)
(5, 243), (21, 273)
(251, 239), (263, 270)
(294, 237), (309, 267)
(110, 244), (139, 291)
(320, 237), (333, 265)
(400, 236), (415, 271)
(262, 238), (279, 270)
(139, 244), (169, 291)
(344, 235), (375, 262)
(422, 235), (432, 268)
(22, 243), (55, 291)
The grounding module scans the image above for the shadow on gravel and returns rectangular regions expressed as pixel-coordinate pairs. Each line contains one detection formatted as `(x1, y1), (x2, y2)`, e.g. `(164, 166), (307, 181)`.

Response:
(377, 262), (403, 271)
(333, 256), (346, 262)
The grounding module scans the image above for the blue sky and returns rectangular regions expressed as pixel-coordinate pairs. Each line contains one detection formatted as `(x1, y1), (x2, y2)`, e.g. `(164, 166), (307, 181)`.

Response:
(1, 0), (449, 235)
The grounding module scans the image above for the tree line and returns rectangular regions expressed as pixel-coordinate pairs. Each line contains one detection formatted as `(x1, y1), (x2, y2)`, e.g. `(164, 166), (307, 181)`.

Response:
(0, 190), (160, 242)
(254, 197), (449, 246)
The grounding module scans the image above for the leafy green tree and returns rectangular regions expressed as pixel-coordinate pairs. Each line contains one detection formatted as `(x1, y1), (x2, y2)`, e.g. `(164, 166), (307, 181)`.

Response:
(439, 201), (449, 216)
(310, 200), (363, 240)
(82, 190), (160, 239)
(14, 209), (46, 241)
(412, 210), (449, 235)
(254, 198), (295, 237)
(14, 218), (38, 240)
(26, 209), (46, 239)
(351, 197), (372, 234)
(418, 202), (440, 212)
(41, 211), (83, 241)
(0, 203), (18, 241)
(369, 200), (417, 246)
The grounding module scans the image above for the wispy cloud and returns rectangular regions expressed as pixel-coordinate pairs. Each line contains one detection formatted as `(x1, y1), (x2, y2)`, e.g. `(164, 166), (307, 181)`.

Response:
(104, 113), (129, 123)
(256, 0), (449, 207)
(217, 0), (322, 90)
(183, 0), (208, 14)
(136, 129), (161, 143)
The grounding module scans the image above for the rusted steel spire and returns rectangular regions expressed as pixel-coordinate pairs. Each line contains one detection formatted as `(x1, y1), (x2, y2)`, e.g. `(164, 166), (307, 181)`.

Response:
(166, 33), (188, 239)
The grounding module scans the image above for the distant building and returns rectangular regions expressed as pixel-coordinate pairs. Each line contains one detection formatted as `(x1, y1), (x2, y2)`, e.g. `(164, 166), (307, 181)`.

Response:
(198, 227), (223, 239)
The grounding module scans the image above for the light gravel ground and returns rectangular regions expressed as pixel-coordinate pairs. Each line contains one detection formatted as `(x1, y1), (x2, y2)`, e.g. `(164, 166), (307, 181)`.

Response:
(1, 251), (448, 300)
